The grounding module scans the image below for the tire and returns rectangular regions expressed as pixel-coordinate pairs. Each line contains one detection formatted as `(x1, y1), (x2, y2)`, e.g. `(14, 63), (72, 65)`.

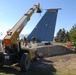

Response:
(20, 53), (31, 72)
(33, 51), (38, 62)
(0, 61), (3, 68)
(0, 52), (3, 68)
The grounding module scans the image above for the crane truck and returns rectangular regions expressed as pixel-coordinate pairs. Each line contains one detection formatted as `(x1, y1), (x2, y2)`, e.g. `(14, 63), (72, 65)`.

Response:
(0, 3), (41, 71)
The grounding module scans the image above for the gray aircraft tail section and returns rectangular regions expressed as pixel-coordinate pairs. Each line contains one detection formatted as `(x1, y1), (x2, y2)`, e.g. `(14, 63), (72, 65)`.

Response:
(27, 9), (59, 42)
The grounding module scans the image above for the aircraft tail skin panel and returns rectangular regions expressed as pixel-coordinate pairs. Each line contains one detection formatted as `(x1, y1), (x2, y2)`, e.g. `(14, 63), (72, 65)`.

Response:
(27, 9), (59, 41)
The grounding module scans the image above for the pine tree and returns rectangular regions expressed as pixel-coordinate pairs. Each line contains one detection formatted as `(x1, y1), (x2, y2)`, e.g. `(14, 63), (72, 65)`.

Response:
(69, 24), (76, 42)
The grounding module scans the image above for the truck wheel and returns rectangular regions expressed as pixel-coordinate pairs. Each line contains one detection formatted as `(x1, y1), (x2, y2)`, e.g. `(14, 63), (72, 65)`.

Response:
(0, 52), (3, 68)
(0, 61), (3, 68)
(20, 53), (31, 72)
(33, 51), (38, 62)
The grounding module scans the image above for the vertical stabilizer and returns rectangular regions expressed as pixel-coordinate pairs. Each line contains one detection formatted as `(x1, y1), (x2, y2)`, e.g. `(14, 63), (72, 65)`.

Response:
(27, 9), (59, 42)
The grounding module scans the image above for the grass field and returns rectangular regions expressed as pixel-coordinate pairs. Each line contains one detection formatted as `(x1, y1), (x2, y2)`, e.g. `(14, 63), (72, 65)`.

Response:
(53, 42), (66, 46)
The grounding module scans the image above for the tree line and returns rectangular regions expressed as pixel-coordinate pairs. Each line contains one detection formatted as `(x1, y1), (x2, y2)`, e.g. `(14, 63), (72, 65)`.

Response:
(55, 24), (76, 42)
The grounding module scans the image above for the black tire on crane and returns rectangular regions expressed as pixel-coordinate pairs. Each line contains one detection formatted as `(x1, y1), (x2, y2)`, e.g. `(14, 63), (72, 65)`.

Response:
(33, 51), (38, 62)
(0, 52), (3, 68)
(20, 53), (31, 72)
(0, 61), (3, 68)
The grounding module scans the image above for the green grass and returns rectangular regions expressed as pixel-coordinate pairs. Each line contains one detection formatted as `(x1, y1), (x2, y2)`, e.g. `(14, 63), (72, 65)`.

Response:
(53, 42), (66, 46)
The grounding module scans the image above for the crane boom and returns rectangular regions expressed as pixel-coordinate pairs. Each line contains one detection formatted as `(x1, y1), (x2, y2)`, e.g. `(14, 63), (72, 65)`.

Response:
(4, 3), (41, 46)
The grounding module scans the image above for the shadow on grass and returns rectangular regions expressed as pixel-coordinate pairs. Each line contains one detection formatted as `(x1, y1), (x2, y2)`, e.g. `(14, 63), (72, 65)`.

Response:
(0, 58), (56, 75)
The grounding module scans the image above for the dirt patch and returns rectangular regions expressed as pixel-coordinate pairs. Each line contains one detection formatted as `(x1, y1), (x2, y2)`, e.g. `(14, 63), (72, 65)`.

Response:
(31, 44), (76, 75)
(33, 53), (76, 75)
(52, 53), (76, 75)
(0, 45), (76, 75)
(36, 45), (73, 57)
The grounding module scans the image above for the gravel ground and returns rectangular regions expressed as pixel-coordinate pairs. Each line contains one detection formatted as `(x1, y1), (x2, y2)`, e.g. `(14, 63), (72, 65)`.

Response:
(0, 43), (76, 75)
(31, 53), (76, 75)
(30, 45), (76, 75)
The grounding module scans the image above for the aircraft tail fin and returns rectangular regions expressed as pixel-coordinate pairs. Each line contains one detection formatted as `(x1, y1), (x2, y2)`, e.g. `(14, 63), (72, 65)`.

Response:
(27, 9), (60, 42)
